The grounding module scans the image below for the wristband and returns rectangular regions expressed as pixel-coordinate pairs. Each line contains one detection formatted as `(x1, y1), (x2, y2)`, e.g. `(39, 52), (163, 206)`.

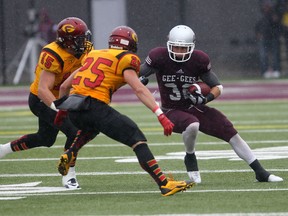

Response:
(152, 106), (163, 117)
(205, 93), (215, 103)
(50, 102), (59, 112)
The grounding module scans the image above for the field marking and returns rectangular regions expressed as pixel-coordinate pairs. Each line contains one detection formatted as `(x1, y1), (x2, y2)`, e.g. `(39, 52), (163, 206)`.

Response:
(1, 180), (288, 201)
(0, 139), (287, 149)
(6, 187), (288, 197)
(1, 128), (288, 138)
(0, 168), (287, 201)
(0, 181), (79, 200)
(0, 197), (26, 200)
(14, 139), (288, 147)
(0, 145), (288, 162)
(115, 213), (288, 216)
(0, 169), (287, 178)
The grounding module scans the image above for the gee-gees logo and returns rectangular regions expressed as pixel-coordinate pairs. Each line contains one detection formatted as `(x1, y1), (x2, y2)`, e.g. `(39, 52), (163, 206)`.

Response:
(61, 24), (75, 33)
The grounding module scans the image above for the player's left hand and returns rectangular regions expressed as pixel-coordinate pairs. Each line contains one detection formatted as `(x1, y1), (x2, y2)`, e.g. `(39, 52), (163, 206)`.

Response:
(54, 110), (68, 127)
(188, 93), (206, 105)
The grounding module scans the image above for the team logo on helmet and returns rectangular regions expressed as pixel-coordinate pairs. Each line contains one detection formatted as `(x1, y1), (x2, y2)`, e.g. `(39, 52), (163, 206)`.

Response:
(132, 33), (138, 42)
(62, 24), (75, 33)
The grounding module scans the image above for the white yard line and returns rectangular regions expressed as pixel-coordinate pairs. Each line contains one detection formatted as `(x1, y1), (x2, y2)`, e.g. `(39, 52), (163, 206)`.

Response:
(0, 169), (287, 178)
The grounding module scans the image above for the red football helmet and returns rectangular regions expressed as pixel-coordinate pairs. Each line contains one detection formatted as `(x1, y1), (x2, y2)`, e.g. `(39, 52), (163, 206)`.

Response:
(56, 17), (92, 55)
(108, 26), (138, 53)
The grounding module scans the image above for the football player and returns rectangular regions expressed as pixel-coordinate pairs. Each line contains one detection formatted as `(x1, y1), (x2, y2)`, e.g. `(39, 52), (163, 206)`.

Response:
(0, 17), (96, 189)
(54, 26), (194, 196)
(139, 25), (283, 183)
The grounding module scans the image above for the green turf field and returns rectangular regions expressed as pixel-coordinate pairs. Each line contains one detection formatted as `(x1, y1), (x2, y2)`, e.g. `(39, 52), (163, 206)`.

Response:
(0, 100), (287, 216)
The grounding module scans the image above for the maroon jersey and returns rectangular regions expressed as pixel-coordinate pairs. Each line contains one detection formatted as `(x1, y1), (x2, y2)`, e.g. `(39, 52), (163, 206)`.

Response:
(145, 47), (211, 109)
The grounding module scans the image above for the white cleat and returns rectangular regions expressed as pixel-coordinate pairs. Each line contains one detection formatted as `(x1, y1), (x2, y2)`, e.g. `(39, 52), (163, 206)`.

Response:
(62, 168), (80, 189)
(187, 171), (201, 184)
(267, 174), (283, 182)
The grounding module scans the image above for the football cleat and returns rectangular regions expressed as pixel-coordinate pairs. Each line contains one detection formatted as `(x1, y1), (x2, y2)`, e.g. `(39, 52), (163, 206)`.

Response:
(58, 150), (76, 176)
(62, 168), (80, 189)
(160, 180), (195, 196)
(187, 171), (201, 184)
(256, 171), (283, 182)
(267, 174), (283, 182)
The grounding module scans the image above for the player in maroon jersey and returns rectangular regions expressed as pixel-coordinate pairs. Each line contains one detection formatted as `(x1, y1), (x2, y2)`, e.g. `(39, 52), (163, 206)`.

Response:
(140, 25), (283, 183)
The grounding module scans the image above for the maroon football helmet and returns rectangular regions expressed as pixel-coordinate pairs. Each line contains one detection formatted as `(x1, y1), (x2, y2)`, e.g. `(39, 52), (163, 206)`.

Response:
(56, 17), (92, 55)
(108, 26), (138, 53)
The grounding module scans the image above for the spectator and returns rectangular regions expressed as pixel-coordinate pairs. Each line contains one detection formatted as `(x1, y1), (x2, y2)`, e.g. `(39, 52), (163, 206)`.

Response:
(38, 9), (56, 43)
(255, 0), (282, 78)
(279, 0), (288, 62)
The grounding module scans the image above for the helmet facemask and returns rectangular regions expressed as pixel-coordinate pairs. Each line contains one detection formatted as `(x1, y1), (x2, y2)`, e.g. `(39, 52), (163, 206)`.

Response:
(167, 41), (195, 62)
(59, 30), (92, 55)
(74, 30), (93, 54)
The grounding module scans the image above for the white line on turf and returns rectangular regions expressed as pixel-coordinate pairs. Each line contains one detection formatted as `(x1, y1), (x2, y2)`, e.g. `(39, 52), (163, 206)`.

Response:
(1, 145), (288, 162)
(0, 169), (287, 178)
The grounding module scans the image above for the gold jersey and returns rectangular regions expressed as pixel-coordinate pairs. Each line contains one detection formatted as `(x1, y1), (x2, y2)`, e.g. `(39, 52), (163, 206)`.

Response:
(30, 42), (87, 98)
(71, 49), (141, 104)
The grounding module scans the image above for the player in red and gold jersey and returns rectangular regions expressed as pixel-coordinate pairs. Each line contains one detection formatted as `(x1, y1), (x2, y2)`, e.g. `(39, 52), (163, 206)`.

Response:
(71, 48), (140, 104)
(0, 17), (95, 189)
(55, 26), (195, 196)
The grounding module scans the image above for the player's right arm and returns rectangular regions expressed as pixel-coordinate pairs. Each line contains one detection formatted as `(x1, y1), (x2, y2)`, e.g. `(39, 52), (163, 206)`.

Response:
(37, 70), (57, 108)
(200, 70), (223, 100)
(124, 69), (174, 136)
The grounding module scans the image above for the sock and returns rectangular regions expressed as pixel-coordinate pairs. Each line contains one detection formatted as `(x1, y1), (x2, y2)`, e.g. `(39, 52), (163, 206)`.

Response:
(10, 138), (30, 152)
(182, 122), (199, 153)
(133, 143), (167, 186)
(249, 159), (270, 181)
(229, 134), (256, 164)
(70, 130), (96, 153)
(184, 152), (199, 171)
(67, 130), (97, 167)
(68, 166), (76, 174)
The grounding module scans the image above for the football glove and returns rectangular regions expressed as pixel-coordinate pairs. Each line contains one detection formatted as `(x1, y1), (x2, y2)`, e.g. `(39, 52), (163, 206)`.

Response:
(188, 93), (206, 105)
(54, 110), (68, 127)
(157, 113), (174, 136)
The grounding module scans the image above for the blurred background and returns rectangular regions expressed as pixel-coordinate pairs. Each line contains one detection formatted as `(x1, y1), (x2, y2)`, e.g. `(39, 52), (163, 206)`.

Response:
(0, 0), (287, 85)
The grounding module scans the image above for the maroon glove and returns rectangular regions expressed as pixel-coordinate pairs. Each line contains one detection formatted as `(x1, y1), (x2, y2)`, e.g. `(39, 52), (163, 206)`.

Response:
(54, 110), (68, 127)
(157, 113), (174, 136)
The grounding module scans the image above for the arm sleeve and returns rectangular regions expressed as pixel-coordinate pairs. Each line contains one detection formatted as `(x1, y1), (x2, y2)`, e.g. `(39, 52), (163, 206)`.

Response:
(200, 70), (221, 87)
(139, 62), (159, 77)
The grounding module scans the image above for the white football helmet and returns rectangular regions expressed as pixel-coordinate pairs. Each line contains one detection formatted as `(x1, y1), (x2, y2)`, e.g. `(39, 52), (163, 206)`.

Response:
(167, 25), (196, 62)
